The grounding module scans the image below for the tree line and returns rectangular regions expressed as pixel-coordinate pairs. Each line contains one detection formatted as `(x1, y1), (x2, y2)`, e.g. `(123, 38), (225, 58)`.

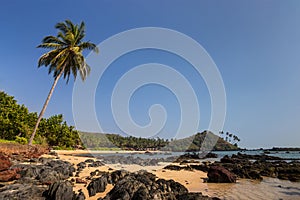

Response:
(219, 131), (241, 146)
(0, 91), (81, 148)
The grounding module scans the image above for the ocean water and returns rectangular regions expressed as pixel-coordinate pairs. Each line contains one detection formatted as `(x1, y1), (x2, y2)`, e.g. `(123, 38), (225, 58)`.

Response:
(202, 177), (300, 200)
(87, 150), (300, 161)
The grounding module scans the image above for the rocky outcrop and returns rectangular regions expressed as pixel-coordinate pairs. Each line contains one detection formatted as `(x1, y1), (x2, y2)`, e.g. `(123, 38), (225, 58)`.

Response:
(14, 158), (75, 185)
(177, 193), (221, 200)
(207, 166), (236, 183)
(99, 170), (219, 200)
(87, 174), (109, 196)
(0, 183), (48, 200)
(44, 181), (75, 200)
(215, 154), (300, 182)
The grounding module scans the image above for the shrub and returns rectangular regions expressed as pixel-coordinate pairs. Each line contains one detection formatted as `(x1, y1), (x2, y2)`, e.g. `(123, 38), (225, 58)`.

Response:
(15, 136), (28, 145)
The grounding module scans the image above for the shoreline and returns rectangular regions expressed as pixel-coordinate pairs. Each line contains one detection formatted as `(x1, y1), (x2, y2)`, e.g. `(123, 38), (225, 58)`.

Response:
(52, 152), (209, 200)
(53, 150), (300, 200)
(1, 146), (299, 200)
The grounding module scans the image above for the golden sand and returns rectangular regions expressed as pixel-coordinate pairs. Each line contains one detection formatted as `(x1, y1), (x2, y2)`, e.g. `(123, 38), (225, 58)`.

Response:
(48, 151), (300, 200)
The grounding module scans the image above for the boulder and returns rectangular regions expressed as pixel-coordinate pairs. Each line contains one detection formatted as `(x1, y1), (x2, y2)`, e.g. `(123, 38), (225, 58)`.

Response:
(45, 181), (75, 200)
(207, 166), (236, 183)
(0, 183), (48, 199)
(110, 170), (130, 184)
(37, 169), (61, 185)
(98, 170), (220, 200)
(177, 192), (221, 200)
(74, 189), (86, 200)
(87, 174), (108, 196)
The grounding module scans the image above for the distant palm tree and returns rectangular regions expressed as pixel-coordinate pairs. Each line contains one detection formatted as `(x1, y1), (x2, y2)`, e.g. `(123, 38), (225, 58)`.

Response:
(28, 20), (99, 145)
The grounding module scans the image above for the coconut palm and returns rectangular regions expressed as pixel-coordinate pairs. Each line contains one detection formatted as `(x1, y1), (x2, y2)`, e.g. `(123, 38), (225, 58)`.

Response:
(28, 20), (99, 145)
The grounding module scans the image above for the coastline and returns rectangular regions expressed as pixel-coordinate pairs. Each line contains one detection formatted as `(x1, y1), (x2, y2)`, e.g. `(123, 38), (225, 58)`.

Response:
(53, 150), (300, 200)
(52, 151), (209, 200)
(1, 146), (299, 200)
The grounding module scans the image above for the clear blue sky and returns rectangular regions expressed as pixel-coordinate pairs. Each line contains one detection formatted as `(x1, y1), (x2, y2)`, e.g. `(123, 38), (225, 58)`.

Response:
(1, 0), (300, 148)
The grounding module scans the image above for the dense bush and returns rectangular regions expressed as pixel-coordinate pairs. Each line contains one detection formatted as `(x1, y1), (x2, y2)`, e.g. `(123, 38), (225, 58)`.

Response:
(0, 91), (81, 148)
(15, 136), (28, 144)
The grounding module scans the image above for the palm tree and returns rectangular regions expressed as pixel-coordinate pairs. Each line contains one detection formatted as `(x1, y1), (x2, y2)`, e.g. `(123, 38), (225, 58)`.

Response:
(28, 20), (99, 145)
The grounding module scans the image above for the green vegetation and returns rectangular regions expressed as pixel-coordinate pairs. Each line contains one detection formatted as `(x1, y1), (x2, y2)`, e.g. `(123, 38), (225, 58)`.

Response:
(0, 91), (81, 149)
(29, 20), (99, 145)
(219, 131), (240, 146)
(80, 132), (169, 150)
(0, 139), (17, 144)
(80, 130), (239, 151)
(163, 131), (239, 151)
(15, 136), (28, 145)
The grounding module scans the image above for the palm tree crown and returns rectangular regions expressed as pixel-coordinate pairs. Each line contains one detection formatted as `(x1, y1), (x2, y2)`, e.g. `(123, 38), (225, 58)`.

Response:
(37, 19), (99, 82)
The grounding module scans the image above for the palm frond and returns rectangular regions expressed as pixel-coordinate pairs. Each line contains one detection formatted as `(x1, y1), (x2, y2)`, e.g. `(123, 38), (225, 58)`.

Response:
(37, 43), (63, 49)
(42, 36), (66, 45)
(79, 42), (99, 53)
(37, 19), (97, 83)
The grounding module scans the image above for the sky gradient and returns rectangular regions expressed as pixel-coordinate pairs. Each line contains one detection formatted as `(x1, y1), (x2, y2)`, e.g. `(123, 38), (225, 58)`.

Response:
(1, 0), (300, 148)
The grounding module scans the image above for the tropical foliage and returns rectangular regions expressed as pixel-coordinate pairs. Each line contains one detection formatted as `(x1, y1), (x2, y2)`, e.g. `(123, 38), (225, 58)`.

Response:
(0, 91), (81, 148)
(219, 131), (241, 146)
(79, 130), (239, 151)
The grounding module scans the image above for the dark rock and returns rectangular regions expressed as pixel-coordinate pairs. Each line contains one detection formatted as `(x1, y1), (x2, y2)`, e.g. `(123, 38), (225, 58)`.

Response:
(110, 170), (130, 185)
(132, 186), (149, 199)
(87, 174), (108, 197)
(163, 165), (183, 171)
(77, 162), (86, 171)
(216, 154), (300, 182)
(88, 161), (104, 168)
(74, 189), (86, 200)
(90, 171), (97, 177)
(48, 151), (58, 156)
(44, 181), (75, 200)
(37, 169), (61, 185)
(85, 159), (94, 163)
(190, 164), (209, 172)
(205, 153), (218, 158)
(46, 160), (75, 178)
(157, 178), (188, 196)
(177, 192), (221, 200)
(0, 183), (48, 200)
(99, 170), (220, 200)
(14, 159), (75, 185)
(207, 166), (236, 183)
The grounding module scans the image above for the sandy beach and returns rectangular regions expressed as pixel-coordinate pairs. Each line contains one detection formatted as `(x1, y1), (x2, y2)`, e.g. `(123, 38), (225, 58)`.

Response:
(51, 150), (208, 200)
(51, 150), (300, 200)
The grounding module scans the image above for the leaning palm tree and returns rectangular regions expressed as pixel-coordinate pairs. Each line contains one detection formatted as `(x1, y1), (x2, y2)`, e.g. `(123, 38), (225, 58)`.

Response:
(28, 20), (99, 145)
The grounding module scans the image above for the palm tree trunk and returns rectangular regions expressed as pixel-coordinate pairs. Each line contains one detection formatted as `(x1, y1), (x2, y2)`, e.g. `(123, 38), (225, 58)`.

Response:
(28, 70), (64, 145)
